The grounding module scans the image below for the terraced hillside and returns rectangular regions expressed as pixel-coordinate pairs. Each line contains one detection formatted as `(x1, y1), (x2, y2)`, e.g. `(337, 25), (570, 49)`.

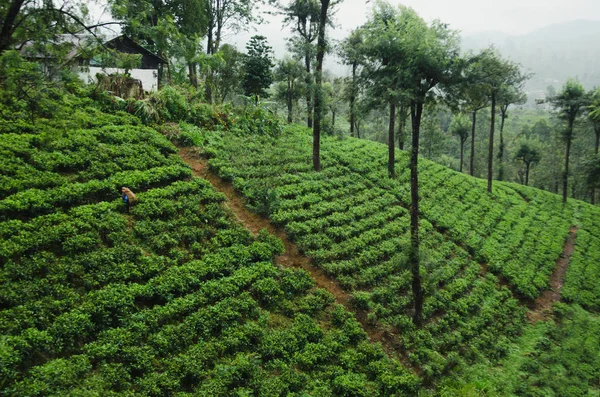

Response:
(2, 100), (599, 395)
(186, 123), (600, 394)
(0, 108), (418, 396)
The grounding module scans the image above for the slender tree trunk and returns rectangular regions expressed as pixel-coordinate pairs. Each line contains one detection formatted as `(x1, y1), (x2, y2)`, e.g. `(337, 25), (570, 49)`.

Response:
(350, 62), (356, 137)
(356, 121), (360, 139)
(287, 79), (293, 123)
(488, 93), (496, 193)
(497, 107), (507, 181)
(205, 14), (214, 102)
(525, 163), (530, 186)
(206, 12), (214, 55)
(305, 54), (313, 129)
(470, 110), (477, 176)
(157, 63), (164, 89)
(563, 118), (574, 204)
(459, 139), (465, 173)
(388, 101), (396, 178)
(188, 62), (198, 88)
(166, 60), (173, 85)
(312, 0), (330, 172)
(332, 110), (335, 127)
(0, 0), (25, 53)
(593, 127), (600, 204)
(398, 104), (406, 150)
(409, 100), (423, 326)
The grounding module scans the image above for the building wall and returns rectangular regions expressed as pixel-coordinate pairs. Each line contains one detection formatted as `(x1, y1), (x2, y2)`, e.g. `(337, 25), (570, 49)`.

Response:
(79, 67), (159, 92)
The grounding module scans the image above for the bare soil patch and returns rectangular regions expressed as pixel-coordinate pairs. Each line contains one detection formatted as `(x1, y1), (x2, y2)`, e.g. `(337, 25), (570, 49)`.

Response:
(526, 226), (578, 323)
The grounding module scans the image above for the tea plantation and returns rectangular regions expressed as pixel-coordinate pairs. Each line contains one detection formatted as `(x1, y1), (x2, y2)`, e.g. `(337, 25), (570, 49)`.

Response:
(2, 99), (600, 395)
(0, 106), (418, 396)
(190, 122), (600, 395)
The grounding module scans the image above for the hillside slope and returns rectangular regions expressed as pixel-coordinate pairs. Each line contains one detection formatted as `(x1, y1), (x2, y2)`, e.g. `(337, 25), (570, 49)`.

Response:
(189, 122), (600, 394)
(0, 105), (418, 396)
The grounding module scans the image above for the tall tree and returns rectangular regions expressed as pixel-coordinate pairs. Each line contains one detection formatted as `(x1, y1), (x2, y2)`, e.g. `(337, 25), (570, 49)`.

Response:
(325, 76), (344, 128)
(338, 29), (364, 137)
(203, 0), (260, 101)
(548, 78), (589, 203)
(361, 2), (461, 325)
(456, 52), (491, 177)
(274, 56), (305, 123)
(205, 0), (259, 55)
(358, 1), (411, 178)
(588, 87), (600, 203)
(472, 49), (521, 193)
(311, 0), (339, 171)
(405, 17), (461, 325)
(588, 88), (600, 155)
(242, 35), (274, 100)
(515, 143), (541, 186)
(496, 79), (528, 181)
(281, 0), (320, 128)
(450, 114), (470, 172)
(210, 44), (244, 103)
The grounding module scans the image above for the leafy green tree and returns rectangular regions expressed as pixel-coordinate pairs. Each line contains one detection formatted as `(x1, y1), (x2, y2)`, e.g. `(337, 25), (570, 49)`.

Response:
(358, 1), (414, 177)
(0, 0), (115, 54)
(548, 78), (589, 203)
(587, 87), (600, 203)
(515, 143), (541, 186)
(588, 87), (600, 154)
(281, 0), (320, 128)
(360, 1), (461, 325)
(211, 44), (244, 103)
(338, 29), (364, 137)
(325, 76), (344, 128)
(585, 154), (600, 201)
(450, 114), (470, 172)
(457, 51), (490, 176)
(470, 48), (521, 192)
(0, 50), (52, 122)
(205, 0), (261, 55)
(405, 18), (461, 326)
(311, 0), (339, 171)
(274, 56), (305, 123)
(496, 78), (528, 181)
(242, 35), (274, 100)
(530, 119), (552, 141)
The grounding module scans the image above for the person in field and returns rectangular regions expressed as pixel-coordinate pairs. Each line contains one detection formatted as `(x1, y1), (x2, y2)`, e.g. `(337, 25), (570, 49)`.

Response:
(121, 187), (137, 212)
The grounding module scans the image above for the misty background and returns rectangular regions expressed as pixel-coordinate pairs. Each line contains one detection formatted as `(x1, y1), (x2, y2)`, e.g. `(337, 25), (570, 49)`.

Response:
(90, 0), (600, 100)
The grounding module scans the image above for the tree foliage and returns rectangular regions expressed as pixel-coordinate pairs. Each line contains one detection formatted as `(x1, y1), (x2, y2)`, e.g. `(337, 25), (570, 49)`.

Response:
(515, 142), (541, 186)
(242, 35), (274, 99)
(274, 56), (305, 123)
(548, 78), (589, 203)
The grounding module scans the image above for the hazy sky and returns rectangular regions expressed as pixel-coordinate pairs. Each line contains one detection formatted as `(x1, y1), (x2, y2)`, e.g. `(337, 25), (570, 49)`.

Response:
(223, 0), (600, 72)
(90, 0), (600, 64)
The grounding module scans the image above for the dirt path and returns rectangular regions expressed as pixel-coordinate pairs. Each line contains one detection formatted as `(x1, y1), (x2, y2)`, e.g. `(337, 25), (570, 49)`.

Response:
(178, 147), (409, 365)
(526, 226), (578, 323)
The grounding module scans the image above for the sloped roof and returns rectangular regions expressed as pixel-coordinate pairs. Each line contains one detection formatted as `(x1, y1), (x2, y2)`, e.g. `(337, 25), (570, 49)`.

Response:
(21, 34), (166, 64)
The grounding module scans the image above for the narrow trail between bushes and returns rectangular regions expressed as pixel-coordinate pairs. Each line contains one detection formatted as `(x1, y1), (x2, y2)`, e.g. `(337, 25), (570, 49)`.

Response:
(178, 147), (415, 371)
(526, 226), (578, 323)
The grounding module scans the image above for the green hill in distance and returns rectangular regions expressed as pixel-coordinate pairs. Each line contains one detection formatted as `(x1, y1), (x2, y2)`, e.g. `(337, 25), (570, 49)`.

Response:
(462, 19), (600, 103)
